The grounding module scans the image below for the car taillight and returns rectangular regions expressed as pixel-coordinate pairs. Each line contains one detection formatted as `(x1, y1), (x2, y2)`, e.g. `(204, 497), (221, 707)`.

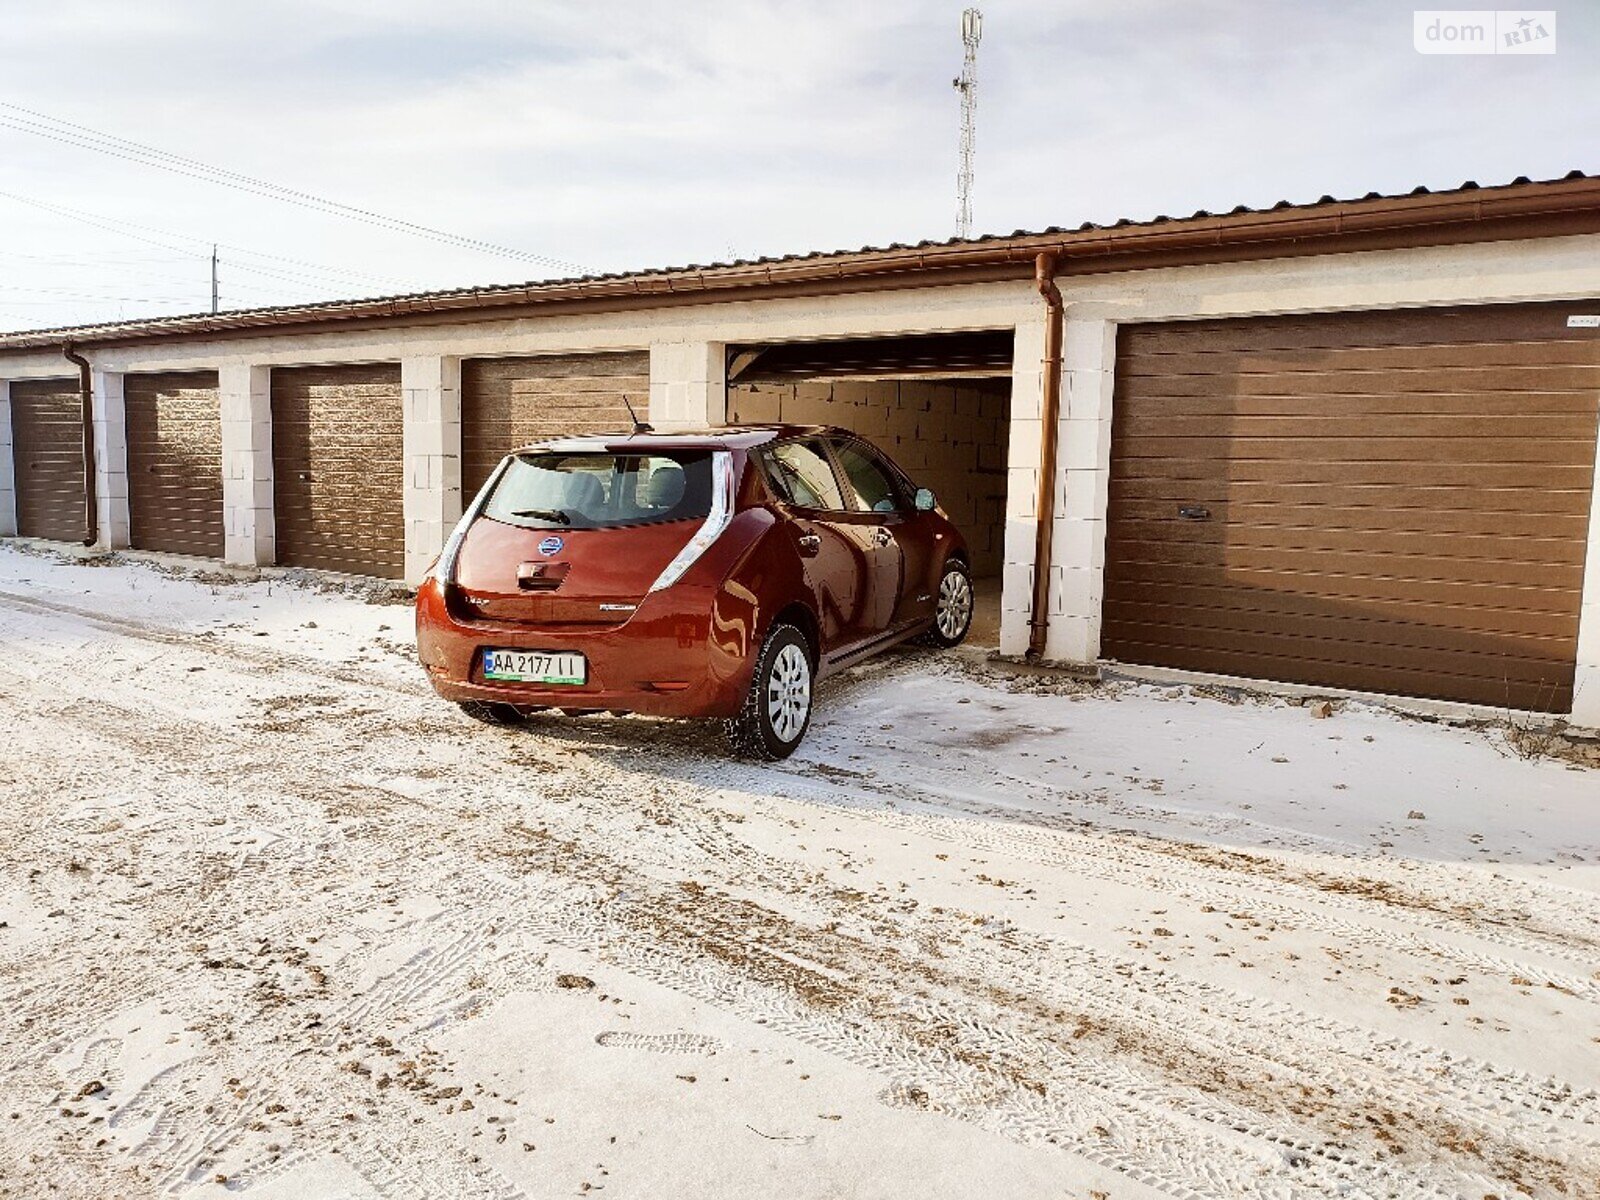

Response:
(434, 456), (512, 586)
(647, 451), (735, 593)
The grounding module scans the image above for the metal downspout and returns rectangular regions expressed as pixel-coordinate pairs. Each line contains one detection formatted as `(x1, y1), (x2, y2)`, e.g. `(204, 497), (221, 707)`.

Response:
(1026, 252), (1064, 660)
(62, 341), (98, 547)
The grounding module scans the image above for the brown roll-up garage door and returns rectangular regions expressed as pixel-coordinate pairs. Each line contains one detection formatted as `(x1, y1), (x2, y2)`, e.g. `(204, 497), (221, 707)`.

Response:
(1103, 302), (1600, 712)
(271, 363), (404, 579)
(11, 378), (85, 542)
(125, 371), (223, 558)
(461, 352), (648, 497)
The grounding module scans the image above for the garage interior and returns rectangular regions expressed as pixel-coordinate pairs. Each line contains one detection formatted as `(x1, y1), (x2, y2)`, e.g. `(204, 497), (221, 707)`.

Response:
(726, 331), (1013, 647)
(1103, 301), (1600, 712)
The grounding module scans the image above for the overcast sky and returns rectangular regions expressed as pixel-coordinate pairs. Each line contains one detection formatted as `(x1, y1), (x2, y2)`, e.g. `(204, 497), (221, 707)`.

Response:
(0, 0), (1593, 332)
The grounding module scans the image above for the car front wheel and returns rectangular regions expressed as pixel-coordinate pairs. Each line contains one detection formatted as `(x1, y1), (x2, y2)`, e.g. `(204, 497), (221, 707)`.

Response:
(922, 559), (974, 648)
(727, 623), (813, 760)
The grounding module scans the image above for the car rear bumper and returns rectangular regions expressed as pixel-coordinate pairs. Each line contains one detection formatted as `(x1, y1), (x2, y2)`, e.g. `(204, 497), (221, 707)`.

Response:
(414, 577), (755, 718)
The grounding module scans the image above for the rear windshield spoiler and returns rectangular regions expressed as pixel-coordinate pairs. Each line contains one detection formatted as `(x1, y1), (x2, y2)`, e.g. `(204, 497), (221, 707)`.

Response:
(523, 437), (738, 455)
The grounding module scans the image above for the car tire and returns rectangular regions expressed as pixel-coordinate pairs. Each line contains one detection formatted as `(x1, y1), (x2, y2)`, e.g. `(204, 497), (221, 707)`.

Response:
(921, 558), (974, 649)
(726, 623), (814, 761)
(458, 700), (527, 726)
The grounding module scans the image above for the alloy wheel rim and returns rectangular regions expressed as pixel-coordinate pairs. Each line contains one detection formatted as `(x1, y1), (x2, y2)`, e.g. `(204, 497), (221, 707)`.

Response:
(766, 643), (812, 742)
(936, 570), (973, 639)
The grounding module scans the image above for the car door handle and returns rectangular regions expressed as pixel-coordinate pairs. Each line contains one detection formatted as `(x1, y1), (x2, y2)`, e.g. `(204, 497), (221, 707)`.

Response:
(797, 532), (821, 558)
(1178, 505), (1211, 521)
(871, 527), (892, 548)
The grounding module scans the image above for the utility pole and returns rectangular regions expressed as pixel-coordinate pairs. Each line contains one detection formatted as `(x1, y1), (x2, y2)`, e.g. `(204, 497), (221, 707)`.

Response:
(953, 8), (982, 239)
(210, 244), (218, 314)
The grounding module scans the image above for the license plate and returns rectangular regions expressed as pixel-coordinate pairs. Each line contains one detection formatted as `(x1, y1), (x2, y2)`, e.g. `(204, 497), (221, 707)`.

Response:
(482, 649), (587, 685)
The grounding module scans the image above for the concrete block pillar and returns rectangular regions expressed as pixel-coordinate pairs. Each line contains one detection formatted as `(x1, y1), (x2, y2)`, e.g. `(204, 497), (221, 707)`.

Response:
(1571, 452), (1600, 729)
(999, 315), (1049, 657)
(219, 364), (274, 568)
(998, 313), (1116, 663)
(401, 355), (463, 586)
(91, 369), (131, 550)
(649, 342), (726, 431)
(1042, 318), (1116, 665)
(0, 381), (16, 538)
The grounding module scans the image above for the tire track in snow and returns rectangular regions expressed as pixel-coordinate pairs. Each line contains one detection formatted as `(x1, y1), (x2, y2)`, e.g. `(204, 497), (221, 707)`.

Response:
(744, 760), (1600, 998)
(3, 583), (1596, 1198)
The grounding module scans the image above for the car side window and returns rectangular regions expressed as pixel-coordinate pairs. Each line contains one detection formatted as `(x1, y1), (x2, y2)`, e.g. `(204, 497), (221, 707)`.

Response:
(832, 440), (902, 513)
(762, 440), (847, 511)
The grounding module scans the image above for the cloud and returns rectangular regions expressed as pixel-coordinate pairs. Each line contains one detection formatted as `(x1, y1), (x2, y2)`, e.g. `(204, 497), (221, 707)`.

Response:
(0, 0), (1593, 329)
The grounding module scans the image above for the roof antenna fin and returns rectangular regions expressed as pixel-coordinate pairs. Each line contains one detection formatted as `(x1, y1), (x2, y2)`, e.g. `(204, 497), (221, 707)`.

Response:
(623, 394), (653, 435)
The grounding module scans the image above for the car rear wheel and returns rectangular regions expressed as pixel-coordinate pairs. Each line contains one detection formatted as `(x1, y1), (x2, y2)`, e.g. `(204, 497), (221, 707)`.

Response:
(922, 559), (974, 648)
(458, 700), (527, 726)
(727, 623), (813, 760)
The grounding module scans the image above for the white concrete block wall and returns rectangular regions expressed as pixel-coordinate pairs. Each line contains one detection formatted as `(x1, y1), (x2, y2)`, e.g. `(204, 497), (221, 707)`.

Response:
(1571, 450), (1600, 729)
(997, 312), (1116, 665)
(648, 341), (726, 430)
(219, 364), (274, 568)
(998, 314), (1050, 657)
(1042, 318), (1116, 665)
(401, 355), (463, 586)
(727, 377), (1011, 575)
(91, 369), (130, 550)
(0, 381), (15, 537)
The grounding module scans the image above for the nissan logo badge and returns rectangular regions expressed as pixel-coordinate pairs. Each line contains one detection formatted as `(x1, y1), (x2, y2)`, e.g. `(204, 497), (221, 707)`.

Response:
(537, 535), (564, 556)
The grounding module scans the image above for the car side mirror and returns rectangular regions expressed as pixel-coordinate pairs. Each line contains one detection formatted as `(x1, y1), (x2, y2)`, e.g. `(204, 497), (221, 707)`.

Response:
(914, 487), (936, 512)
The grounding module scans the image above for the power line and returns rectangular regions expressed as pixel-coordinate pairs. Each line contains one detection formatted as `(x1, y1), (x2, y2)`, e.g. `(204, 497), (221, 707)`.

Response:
(0, 256), (321, 299)
(0, 101), (591, 275)
(0, 249), (193, 264)
(0, 247), (341, 302)
(0, 187), (199, 258)
(0, 188), (430, 326)
(0, 189), (416, 292)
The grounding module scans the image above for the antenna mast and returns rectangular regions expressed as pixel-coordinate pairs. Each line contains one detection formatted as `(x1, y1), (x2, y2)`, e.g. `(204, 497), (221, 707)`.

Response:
(953, 8), (982, 239)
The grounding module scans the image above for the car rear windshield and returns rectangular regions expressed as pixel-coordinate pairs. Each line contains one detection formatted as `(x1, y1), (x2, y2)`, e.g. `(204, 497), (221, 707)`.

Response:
(481, 451), (713, 531)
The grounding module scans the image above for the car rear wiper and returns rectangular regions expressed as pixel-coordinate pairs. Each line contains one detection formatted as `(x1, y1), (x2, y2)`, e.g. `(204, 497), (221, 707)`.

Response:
(511, 507), (571, 525)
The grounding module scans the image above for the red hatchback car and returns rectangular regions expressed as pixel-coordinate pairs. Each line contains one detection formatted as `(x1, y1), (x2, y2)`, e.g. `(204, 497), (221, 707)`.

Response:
(415, 425), (974, 758)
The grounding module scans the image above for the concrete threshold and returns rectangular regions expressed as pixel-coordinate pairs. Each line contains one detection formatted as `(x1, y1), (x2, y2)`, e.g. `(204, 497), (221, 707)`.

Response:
(984, 647), (1593, 736)
(1100, 660), (1590, 734)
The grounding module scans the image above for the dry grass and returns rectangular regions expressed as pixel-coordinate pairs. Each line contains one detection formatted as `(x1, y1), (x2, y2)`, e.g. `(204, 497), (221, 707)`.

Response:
(1503, 722), (1600, 769)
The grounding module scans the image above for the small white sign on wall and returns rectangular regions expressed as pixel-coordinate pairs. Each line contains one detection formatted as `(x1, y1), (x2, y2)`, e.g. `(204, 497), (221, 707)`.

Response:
(1566, 315), (1600, 328)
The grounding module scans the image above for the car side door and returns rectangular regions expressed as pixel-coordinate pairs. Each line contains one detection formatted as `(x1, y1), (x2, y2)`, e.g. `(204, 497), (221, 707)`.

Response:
(824, 436), (908, 637)
(758, 438), (865, 656)
(831, 437), (941, 630)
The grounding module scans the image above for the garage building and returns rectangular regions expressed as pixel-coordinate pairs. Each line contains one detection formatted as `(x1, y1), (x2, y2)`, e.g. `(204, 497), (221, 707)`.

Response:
(1, 172), (1598, 727)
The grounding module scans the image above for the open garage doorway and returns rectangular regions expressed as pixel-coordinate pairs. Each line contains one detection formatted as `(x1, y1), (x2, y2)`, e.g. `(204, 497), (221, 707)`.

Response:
(726, 331), (1012, 648)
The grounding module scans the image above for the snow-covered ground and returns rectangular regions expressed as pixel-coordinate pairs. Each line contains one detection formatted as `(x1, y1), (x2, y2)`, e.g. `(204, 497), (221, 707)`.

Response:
(0, 542), (1596, 1200)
